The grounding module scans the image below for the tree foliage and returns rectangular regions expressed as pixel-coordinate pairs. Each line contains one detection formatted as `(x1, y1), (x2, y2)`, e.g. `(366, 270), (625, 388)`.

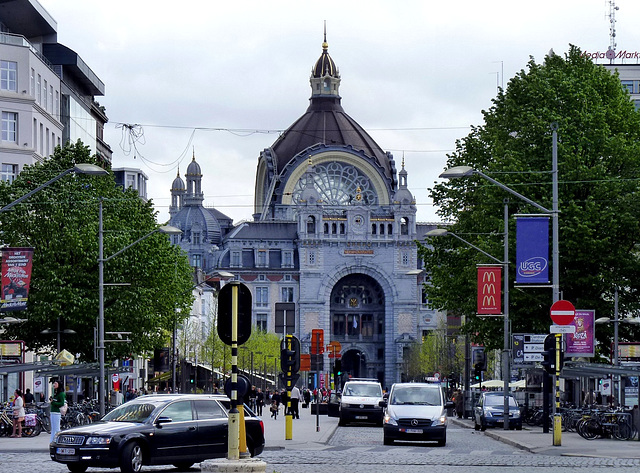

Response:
(0, 141), (194, 360)
(419, 46), (640, 355)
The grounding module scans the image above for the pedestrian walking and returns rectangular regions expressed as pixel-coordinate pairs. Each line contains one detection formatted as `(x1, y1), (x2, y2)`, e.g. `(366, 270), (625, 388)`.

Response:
(270, 400), (278, 419)
(50, 380), (66, 442)
(290, 385), (301, 419)
(256, 388), (264, 416)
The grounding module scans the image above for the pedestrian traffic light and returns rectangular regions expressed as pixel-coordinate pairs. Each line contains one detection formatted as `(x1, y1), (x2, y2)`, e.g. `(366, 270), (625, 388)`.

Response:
(218, 282), (252, 345)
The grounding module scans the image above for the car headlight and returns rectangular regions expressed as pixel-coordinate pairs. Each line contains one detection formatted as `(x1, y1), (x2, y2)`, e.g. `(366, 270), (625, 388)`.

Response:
(512, 410), (521, 418)
(433, 415), (446, 426)
(86, 436), (112, 445)
(383, 413), (397, 426)
(484, 410), (493, 417)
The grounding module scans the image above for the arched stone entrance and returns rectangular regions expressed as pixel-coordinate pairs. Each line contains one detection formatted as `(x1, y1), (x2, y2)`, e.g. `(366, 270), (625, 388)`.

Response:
(330, 274), (385, 383)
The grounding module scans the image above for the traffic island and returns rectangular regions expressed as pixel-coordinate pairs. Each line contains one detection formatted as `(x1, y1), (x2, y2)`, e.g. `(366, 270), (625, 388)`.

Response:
(201, 458), (267, 472)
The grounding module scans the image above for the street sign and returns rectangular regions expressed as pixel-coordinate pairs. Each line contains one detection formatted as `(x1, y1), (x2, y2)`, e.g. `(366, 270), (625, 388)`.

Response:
(550, 325), (576, 334)
(513, 333), (547, 365)
(550, 299), (575, 325)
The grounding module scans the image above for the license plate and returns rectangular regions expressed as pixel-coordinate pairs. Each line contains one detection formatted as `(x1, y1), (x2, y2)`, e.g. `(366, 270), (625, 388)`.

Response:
(405, 428), (423, 434)
(56, 448), (75, 455)
(355, 416), (368, 420)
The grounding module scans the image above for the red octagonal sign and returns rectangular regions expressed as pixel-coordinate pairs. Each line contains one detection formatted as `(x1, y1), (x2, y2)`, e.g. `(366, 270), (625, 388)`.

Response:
(550, 299), (576, 325)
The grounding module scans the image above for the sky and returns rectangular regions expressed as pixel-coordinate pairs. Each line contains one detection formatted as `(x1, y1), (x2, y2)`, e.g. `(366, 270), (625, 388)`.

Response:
(37, 0), (640, 225)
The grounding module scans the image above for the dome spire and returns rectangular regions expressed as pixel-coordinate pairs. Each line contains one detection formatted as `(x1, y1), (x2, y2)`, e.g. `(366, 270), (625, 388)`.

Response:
(310, 24), (341, 99)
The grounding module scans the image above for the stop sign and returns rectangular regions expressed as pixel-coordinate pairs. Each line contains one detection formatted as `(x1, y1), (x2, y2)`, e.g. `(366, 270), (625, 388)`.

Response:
(550, 299), (575, 325)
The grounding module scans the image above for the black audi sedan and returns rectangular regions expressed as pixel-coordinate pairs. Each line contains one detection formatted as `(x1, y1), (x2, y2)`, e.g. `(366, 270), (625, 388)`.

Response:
(50, 394), (264, 473)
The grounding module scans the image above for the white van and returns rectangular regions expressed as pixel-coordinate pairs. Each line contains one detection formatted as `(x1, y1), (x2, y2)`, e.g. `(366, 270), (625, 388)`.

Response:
(380, 382), (454, 446)
(339, 379), (384, 426)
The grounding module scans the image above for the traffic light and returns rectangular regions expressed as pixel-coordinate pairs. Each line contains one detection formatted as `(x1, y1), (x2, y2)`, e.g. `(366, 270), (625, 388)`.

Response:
(280, 335), (300, 373)
(541, 334), (564, 375)
(473, 364), (482, 381)
(218, 282), (252, 346)
(333, 360), (342, 379)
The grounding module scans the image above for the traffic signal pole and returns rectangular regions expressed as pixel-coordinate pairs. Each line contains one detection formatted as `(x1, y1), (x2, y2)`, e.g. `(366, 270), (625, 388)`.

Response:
(227, 282), (240, 460)
(285, 334), (293, 440)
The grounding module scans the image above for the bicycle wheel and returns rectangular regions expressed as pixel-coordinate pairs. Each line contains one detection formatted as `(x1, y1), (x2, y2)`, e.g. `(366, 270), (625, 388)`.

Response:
(580, 418), (601, 440)
(613, 421), (632, 440)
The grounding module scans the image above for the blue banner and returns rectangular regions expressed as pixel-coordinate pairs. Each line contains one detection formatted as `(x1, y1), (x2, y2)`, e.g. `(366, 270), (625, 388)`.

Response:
(516, 217), (549, 284)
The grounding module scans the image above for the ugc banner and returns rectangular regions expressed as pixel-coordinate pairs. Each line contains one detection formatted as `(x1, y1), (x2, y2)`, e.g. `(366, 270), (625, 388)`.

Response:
(516, 217), (549, 284)
(477, 266), (502, 314)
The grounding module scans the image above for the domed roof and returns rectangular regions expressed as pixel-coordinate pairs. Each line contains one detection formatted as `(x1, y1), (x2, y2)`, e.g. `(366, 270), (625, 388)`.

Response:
(171, 205), (222, 245)
(268, 38), (394, 183)
(186, 156), (201, 176)
(312, 40), (338, 78)
(171, 171), (186, 191)
(269, 99), (394, 182)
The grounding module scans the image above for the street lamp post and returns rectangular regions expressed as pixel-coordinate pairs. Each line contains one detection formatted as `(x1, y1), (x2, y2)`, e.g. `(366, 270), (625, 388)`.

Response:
(426, 221), (509, 428)
(98, 199), (182, 416)
(438, 128), (560, 432)
(0, 164), (108, 214)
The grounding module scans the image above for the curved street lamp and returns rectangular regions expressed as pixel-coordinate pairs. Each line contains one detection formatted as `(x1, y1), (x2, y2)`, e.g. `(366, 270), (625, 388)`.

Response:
(98, 203), (182, 417)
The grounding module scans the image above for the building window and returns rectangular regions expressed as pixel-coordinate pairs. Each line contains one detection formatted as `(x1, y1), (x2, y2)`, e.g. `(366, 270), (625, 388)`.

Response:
(126, 174), (136, 189)
(402, 252), (409, 266)
(621, 80), (634, 94)
(231, 251), (241, 267)
(307, 215), (315, 234)
(1, 164), (17, 183)
(256, 313), (268, 332)
(30, 68), (35, 96)
(36, 74), (41, 104)
(422, 288), (430, 306)
(192, 232), (201, 245)
(49, 85), (53, 114)
(281, 287), (294, 302)
(43, 80), (47, 110)
(333, 313), (345, 336)
(284, 274), (292, 282)
(2, 112), (17, 142)
(257, 249), (267, 267)
(255, 287), (269, 307)
(1, 61), (17, 92)
(347, 314), (359, 336)
(361, 314), (374, 338)
(308, 251), (315, 265)
(283, 251), (293, 268)
(191, 254), (201, 268)
(401, 217), (409, 235)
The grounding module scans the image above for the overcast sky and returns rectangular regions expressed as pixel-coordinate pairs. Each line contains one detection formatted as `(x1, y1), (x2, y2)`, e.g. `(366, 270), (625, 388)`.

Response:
(38, 0), (640, 224)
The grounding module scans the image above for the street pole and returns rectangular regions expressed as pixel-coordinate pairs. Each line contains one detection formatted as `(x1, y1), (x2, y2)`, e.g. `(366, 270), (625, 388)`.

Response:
(98, 199), (106, 417)
(227, 282), (240, 460)
(503, 201), (510, 430)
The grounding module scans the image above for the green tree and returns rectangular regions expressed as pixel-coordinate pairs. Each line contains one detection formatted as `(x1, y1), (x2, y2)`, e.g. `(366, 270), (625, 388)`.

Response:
(420, 46), (640, 355)
(0, 141), (194, 360)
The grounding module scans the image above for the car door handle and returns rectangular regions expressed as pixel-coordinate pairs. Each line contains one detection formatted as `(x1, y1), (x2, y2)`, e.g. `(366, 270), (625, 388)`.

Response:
(188, 426), (196, 431)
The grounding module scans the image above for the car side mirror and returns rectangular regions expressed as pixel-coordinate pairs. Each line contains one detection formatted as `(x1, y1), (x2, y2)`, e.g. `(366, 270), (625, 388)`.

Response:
(155, 416), (172, 426)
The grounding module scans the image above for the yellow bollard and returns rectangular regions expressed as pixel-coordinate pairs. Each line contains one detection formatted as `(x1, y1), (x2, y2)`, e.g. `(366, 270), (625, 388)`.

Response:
(553, 414), (562, 445)
(239, 406), (249, 457)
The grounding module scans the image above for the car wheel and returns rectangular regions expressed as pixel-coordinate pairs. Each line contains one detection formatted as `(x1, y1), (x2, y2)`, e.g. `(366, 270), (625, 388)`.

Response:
(516, 424), (522, 431)
(437, 437), (446, 447)
(172, 463), (194, 471)
(246, 436), (255, 457)
(67, 465), (88, 473)
(120, 442), (143, 473)
(383, 436), (393, 445)
(338, 415), (346, 426)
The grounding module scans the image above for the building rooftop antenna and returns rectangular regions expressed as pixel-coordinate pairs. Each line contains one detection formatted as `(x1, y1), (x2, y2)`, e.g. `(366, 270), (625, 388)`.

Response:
(607, 0), (619, 63)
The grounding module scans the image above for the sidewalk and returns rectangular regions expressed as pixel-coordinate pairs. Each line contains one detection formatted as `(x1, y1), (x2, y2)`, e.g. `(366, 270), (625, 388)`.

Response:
(450, 416), (640, 459)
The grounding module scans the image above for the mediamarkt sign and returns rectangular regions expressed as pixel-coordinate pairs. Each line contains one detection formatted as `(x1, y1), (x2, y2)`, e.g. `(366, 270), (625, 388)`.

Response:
(583, 50), (640, 61)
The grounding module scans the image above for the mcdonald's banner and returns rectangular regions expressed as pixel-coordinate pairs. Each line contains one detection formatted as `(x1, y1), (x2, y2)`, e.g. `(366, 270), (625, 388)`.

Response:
(516, 217), (549, 284)
(0, 247), (34, 311)
(477, 266), (502, 314)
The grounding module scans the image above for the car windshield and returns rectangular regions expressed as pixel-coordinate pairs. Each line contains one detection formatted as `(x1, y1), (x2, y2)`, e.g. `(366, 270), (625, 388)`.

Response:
(391, 386), (441, 406)
(484, 395), (518, 407)
(102, 403), (157, 423)
(344, 384), (381, 397)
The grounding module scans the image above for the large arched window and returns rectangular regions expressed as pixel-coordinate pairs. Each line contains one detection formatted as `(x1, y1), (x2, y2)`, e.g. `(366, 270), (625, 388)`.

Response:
(292, 161), (378, 206)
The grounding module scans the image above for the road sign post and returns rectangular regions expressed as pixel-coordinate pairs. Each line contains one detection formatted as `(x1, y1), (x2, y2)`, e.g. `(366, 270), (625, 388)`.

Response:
(549, 299), (574, 447)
